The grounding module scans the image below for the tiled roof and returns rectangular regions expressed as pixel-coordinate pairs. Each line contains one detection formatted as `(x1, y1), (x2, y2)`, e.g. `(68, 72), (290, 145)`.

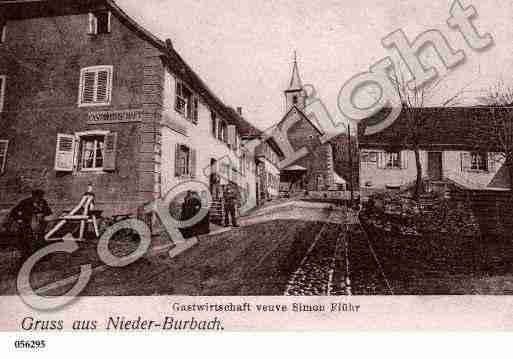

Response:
(358, 106), (509, 151)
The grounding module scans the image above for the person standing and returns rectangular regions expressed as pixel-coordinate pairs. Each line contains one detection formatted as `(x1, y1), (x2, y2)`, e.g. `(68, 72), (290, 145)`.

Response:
(181, 190), (202, 238)
(9, 189), (52, 263)
(223, 183), (240, 228)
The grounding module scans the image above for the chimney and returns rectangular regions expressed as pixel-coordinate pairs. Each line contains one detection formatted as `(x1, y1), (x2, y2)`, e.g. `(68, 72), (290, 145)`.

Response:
(165, 38), (173, 50)
(236, 107), (243, 116)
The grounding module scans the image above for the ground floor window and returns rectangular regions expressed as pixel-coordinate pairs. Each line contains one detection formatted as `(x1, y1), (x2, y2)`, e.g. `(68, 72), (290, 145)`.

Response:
(377, 151), (402, 169)
(461, 151), (489, 172)
(174, 143), (196, 178)
(54, 131), (117, 173)
(471, 152), (488, 172)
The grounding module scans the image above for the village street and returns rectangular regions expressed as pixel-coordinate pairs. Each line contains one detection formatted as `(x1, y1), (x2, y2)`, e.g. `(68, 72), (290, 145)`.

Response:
(3, 198), (513, 297)
(0, 200), (381, 296)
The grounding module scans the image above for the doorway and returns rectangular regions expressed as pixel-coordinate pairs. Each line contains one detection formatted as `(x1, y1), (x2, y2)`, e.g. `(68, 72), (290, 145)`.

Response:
(427, 152), (443, 181)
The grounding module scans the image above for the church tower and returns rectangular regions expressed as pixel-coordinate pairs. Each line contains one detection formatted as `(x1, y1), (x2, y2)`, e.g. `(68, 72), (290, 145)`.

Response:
(284, 52), (306, 112)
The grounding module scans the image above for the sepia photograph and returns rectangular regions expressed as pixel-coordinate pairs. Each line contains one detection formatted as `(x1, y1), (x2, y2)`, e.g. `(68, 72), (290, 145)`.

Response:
(1, 0), (513, 338)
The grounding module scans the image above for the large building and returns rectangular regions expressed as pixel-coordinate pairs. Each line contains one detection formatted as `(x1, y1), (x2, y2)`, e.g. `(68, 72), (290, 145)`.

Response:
(0, 0), (259, 221)
(271, 57), (347, 194)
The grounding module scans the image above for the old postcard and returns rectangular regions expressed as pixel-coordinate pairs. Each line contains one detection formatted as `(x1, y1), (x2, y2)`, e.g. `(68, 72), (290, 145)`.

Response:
(1, 0), (513, 341)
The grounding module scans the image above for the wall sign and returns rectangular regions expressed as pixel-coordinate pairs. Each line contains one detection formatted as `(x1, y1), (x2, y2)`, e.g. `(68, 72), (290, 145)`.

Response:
(87, 109), (143, 124)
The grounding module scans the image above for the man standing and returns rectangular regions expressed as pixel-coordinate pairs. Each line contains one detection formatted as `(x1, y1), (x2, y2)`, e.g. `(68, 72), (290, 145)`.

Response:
(9, 189), (52, 263)
(223, 182), (240, 228)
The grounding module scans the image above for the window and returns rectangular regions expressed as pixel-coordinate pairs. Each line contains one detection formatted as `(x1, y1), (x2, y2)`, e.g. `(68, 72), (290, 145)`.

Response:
(175, 81), (198, 124)
(88, 11), (111, 35)
(385, 152), (401, 169)
(55, 132), (117, 172)
(471, 152), (488, 171)
(378, 151), (404, 169)
(174, 144), (196, 178)
(0, 140), (8, 173)
(80, 136), (104, 170)
(292, 95), (298, 105)
(79, 66), (113, 106)
(462, 151), (489, 172)
(0, 75), (5, 113)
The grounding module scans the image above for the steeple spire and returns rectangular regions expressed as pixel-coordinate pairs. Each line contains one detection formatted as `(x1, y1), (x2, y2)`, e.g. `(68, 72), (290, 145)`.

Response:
(288, 50), (303, 91)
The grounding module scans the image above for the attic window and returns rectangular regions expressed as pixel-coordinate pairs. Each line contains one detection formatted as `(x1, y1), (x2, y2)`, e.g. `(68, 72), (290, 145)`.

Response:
(292, 95), (298, 104)
(88, 11), (111, 35)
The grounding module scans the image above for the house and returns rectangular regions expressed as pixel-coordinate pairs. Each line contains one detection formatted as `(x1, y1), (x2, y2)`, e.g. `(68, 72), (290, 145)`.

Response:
(254, 137), (283, 202)
(358, 107), (511, 194)
(0, 0), (259, 221)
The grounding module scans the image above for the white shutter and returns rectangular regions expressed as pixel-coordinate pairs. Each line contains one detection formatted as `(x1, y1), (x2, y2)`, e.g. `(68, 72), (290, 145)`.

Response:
(488, 152), (496, 172)
(88, 13), (97, 35)
(377, 152), (385, 169)
(55, 134), (76, 172)
(96, 69), (110, 103)
(107, 11), (112, 33)
(400, 151), (408, 169)
(0, 140), (8, 173)
(0, 76), (5, 113)
(103, 132), (118, 171)
(82, 71), (95, 104)
(461, 152), (471, 172)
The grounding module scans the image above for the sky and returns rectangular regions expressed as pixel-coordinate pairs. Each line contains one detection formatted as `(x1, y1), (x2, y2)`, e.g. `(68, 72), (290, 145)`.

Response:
(116, 0), (513, 131)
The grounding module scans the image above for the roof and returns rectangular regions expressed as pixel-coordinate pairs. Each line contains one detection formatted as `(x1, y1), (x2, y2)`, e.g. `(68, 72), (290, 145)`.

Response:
(272, 106), (325, 137)
(1, 0), (260, 134)
(358, 106), (508, 151)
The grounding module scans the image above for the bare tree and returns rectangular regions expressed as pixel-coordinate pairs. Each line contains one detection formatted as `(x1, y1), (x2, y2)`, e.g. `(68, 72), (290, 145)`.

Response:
(477, 81), (513, 195)
(388, 70), (470, 201)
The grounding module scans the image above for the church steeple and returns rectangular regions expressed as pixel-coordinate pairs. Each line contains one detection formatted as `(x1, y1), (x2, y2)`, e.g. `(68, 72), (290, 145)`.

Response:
(288, 51), (303, 91)
(285, 51), (306, 112)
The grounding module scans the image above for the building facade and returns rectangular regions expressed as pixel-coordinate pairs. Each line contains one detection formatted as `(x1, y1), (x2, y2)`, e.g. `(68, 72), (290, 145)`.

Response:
(0, 0), (259, 221)
(358, 107), (511, 193)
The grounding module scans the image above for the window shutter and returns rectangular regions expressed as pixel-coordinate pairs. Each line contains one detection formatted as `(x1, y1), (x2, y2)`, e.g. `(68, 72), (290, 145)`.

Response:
(55, 134), (76, 172)
(0, 140), (8, 172)
(107, 11), (112, 33)
(174, 143), (181, 177)
(192, 98), (199, 124)
(0, 76), (4, 112)
(82, 71), (96, 104)
(461, 152), (471, 172)
(227, 125), (236, 147)
(377, 152), (385, 169)
(190, 149), (197, 178)
(96, 70), (110, 103)
(400, 151), (408, 169)
(102, 132), (118, 171)
(88, 13), (97, 34)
